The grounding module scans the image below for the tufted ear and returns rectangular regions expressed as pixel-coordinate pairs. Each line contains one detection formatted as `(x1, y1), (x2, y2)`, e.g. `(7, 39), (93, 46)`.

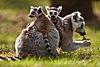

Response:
(58, 6), (62, 12)
(38, 6), (43, 13)
(46, 6), (50, 10)
(30, 6), (34, 9)
(76, 11), (81, 16)
(73, 13), (78, 22)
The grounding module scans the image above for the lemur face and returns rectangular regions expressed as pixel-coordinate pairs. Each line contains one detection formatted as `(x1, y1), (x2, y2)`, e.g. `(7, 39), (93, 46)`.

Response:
(71, 11), (86, 36)
(46, 6), (62, 19)
(29, 6), (43, 18)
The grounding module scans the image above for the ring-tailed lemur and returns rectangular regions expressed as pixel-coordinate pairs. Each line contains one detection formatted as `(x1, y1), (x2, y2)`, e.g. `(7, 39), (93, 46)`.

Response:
(61, 11), (91, 52)
(0, 56), (21, 61)
(15, 6), (59, 58)
(46, 6), (63, 47)
(46, 6), (91, 52)
(0, 6), (60, 61)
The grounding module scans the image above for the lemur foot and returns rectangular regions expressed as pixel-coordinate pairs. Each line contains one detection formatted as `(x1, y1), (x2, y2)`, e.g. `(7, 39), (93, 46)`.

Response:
(82, 41), (91, 47)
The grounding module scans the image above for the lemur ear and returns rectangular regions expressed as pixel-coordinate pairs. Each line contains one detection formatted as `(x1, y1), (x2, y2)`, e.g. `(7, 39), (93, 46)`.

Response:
(73, 13), (78, 22)
(30, 6), (34, 9)
(58, 6), (62, 12)
(46, 6), (50, 10)
(76, 11), (81, 16)
(73, 11), (81, 22)
(38, 6), (42, 9)
(38, 6), (43, 13)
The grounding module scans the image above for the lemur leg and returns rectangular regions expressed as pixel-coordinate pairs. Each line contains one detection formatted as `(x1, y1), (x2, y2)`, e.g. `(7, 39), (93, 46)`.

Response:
(65, 41), (91, 52)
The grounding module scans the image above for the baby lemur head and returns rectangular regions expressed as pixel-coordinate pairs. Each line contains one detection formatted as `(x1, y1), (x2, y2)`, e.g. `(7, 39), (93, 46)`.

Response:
(46, 6), (62, 19)
(29, 6), (43, 18)
(71, 11), (86, 36)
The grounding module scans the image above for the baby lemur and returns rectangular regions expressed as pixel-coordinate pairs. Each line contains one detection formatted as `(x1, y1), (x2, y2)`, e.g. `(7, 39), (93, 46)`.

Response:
(46, 6), (63, 47)
(46, 6), (91, 52)
(15, 6), (59, 58)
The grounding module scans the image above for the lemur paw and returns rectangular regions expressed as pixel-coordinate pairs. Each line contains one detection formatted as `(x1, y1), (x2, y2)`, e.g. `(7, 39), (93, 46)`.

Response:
(83, 41), (91, 47)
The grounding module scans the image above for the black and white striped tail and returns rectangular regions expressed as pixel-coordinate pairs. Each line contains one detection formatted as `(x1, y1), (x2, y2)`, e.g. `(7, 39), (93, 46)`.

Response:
(0, 56), (22, 61)
(43, 35), (54, 56)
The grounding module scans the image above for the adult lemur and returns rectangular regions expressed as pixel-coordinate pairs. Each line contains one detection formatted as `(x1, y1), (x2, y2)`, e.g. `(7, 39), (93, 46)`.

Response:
(0, 6), (60, 61)
(15, 6), (60, 58)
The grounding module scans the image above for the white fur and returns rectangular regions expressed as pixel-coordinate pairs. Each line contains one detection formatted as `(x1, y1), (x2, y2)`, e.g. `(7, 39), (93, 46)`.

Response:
(29, 6), (43, 17)
(46, 6), (62, 18)
(46, 6), (49, 10)
(74, 41), (84, 43)
(6, 58), (11, 61)
(71, 11), (85, 32)
(0, 59), (3, 61)
(15, 33), (22, 56)
(58, 6), (62, 12)
(38, 6), (42, 10)
(30, 6), (34, 9)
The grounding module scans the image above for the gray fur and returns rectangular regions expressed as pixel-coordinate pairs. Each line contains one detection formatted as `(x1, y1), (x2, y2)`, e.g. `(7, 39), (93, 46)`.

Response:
(46, 7), (91, 52)
(62, 41), (91, 52)
(61, 12), (91, 52)
(15, 21), (59, 58)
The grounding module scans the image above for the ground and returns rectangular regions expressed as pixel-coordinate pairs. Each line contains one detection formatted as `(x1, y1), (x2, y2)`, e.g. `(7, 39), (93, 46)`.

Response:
(0, 0), (100, 67)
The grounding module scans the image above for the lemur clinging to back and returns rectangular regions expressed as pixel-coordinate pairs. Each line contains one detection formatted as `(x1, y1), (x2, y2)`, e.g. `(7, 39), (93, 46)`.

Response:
(46, 6), (63, 47)
(46, 6), (91, 52)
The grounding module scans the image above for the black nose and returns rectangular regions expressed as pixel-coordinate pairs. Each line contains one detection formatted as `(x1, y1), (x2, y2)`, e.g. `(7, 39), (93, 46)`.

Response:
(51, 16), (55, 18)
(84, 32), (86, 35)
(79, 32), (86, 36)
(53, 21), (57, 25)
(29, 15), (33, 18)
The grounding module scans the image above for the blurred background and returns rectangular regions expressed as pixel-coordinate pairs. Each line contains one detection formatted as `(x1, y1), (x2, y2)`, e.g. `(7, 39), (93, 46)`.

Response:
(0, 0), (100, 56)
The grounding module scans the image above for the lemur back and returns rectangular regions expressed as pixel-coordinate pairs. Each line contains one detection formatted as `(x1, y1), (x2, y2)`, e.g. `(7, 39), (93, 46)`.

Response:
(33, 13), (59, 56)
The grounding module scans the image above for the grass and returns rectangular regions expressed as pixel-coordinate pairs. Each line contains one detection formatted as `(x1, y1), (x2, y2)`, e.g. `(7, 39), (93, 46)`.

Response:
(0, 58), (100, 67)
(0, 0), (100, 67)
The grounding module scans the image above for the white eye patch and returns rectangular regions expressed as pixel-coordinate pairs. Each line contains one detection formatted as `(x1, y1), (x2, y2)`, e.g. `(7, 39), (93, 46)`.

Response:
(72, 22), (82, 31)
(29, 9), (33, 15)
(30, 9), (33, 13)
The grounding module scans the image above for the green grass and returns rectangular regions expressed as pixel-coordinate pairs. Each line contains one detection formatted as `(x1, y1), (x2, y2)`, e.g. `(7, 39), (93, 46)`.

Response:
(0, 58), (100, 67)
(0, 0), (100, 67)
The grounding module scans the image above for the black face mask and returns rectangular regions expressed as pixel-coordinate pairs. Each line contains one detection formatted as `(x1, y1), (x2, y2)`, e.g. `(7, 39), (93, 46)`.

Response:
(79, 32), (86, 36)
(51, 18), (58, 25)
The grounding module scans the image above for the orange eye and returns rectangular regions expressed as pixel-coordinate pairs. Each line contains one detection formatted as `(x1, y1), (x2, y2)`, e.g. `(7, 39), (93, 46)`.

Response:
(54, 12), (57, 15)
(50, 12), (52, 15)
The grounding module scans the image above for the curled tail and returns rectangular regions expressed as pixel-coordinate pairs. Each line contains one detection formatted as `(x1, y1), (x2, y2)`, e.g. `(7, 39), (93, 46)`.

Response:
(0, 56), (22, 61)
(43, 35), (59, 57)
